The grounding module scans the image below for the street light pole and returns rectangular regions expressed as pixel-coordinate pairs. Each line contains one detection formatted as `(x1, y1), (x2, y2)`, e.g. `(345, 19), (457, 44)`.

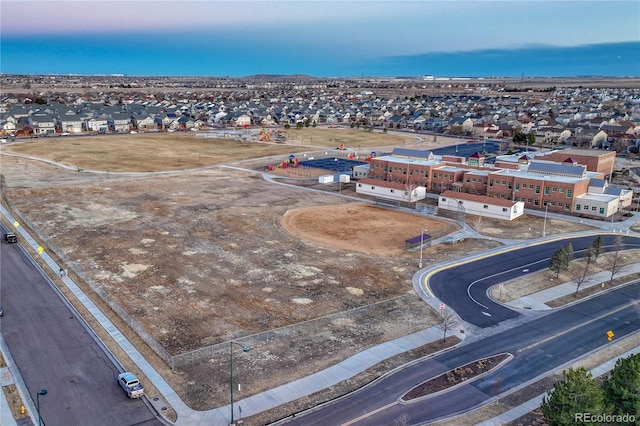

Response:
(419, 228), (427, 268)
(542, 203), (549, 237)
(36, 389), (47, 426)
(230, 342), (250, 425)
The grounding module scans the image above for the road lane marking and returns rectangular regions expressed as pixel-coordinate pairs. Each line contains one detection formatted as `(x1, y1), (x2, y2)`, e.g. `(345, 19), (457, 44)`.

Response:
(340, 401), (398, 426)
(517, 301), (637, 353)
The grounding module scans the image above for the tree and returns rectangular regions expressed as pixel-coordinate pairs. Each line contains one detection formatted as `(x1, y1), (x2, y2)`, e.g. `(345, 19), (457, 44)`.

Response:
(541, 367), (607, 425)
(583, 244), (595, 269)
(604, 353), (640, 417)
(591, 236), (603, 262)
(472, 216), (483, 235)
(563, 243), (574, 264)
(604, 235), (626, 286)
(550, 248), (565, 278)
(550, 245), (570, 277)
(571, 246), (595, 295)
(513, 131), (527, 145)
(393, 413), (410, 426)
(433, 308), (459, 342)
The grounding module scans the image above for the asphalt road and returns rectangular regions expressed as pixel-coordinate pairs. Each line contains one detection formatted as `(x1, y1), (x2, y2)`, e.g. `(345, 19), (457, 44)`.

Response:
(0, 237), (164, 426)
(429, 234), (640, 327)
(284, 281), (640, 425)
(281, 234), (640, 425)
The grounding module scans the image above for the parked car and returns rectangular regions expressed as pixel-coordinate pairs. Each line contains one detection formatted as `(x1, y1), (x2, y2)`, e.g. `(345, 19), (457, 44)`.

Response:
(117, 372), (144, 398)
(0, 307), (4, 316)
(4, 231), (17, 243)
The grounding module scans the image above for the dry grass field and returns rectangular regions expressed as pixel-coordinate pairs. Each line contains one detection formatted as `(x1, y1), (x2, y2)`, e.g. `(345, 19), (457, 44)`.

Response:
(0, 127), (634, 424)
(4, 127), (414, 172)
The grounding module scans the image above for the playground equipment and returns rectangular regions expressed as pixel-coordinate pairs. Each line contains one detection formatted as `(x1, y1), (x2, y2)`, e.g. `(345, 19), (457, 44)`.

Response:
(263, 155), (300, 171)
(259, 129), (286, 143)
(366, 151), (377, 162)
(337, 142), (346, 150)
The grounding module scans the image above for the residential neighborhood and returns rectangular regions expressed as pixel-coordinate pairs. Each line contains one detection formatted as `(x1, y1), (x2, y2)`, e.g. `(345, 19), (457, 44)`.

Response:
(1, 74), (639, 155)
(1, 74), (639, 222)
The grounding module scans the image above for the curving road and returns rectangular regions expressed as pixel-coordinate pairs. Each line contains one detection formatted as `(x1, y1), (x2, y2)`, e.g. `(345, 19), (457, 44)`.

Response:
(428, 234), (640, 327)
(0, 232), (165, 426)
(281, 234), (640, 425)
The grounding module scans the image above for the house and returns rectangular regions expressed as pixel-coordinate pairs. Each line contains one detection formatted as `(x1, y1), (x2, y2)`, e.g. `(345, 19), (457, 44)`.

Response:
(136, 115), (157, 130)
(30, 114), (57, 136)
(235, 114), (252, 127)
(1, 117), (17, 135)
(85, 115), (109, 133)
(58, 114), (84, 134)
(110, 112), (132, 133)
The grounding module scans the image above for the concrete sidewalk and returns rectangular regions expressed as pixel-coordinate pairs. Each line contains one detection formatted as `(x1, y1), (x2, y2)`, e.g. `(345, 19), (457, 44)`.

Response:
(0, 367), (18, 426)
(1, 201), (639, 425)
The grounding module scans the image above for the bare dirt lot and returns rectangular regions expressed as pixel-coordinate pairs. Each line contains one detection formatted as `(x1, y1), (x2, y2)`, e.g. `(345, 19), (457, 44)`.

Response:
(0, 129), (637, 424)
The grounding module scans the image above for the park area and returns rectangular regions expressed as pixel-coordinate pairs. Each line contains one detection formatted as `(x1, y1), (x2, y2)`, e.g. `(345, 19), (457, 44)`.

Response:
(0, 127), (634, 424)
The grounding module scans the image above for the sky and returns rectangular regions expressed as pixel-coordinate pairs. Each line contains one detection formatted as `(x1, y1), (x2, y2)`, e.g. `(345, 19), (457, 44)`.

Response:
(1, 0), (639, 78)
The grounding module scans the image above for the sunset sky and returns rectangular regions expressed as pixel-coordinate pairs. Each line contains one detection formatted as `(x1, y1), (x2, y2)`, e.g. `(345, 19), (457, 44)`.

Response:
(2, 1), (639, 77)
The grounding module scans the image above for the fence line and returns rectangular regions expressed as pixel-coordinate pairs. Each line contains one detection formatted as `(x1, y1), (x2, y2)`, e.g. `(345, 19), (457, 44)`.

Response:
(2, 184), (441, 370)
(171, 293), (414, 368)
(1, 197), (174, 365)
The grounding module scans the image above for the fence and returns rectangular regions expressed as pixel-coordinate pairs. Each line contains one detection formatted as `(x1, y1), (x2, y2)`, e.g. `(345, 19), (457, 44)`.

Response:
(375, 198), (401, 209)
(1, 182), (450, 370)
(0, 196), (173, 365)
(415, 202), (438, 215)
(0, 191), (422, 369)
(171, 293), (415, 368)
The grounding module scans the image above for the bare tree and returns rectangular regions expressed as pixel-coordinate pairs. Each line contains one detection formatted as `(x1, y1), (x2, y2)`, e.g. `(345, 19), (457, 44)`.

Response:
(434, 308), (459, 342)
(569, 253), (594, 295)
(393, 413), (410, 426)
(405, 182), (418, 206)
(604, 236), (626, 287)
(473, 216), (484, 235)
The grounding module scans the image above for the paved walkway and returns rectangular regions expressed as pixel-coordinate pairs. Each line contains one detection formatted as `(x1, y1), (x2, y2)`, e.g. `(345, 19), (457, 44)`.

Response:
(1, 202), (639, 426)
